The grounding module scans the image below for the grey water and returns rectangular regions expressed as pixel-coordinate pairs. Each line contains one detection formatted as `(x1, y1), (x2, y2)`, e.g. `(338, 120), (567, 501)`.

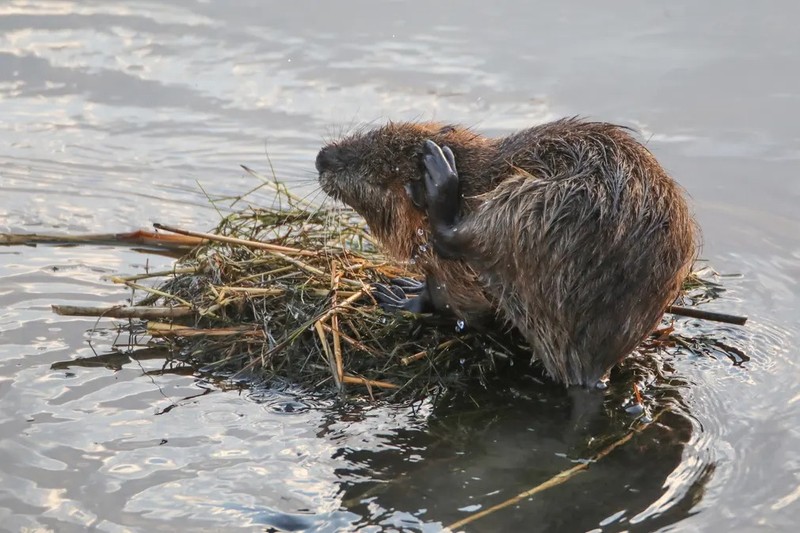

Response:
(1, 1), (798, 531)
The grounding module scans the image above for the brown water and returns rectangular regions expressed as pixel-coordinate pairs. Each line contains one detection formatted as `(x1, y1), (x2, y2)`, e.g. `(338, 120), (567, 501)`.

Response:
(1, 1), (799, 531)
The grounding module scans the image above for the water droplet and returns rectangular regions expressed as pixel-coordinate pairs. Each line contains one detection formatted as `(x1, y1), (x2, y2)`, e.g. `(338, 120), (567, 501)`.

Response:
(418, 244), (428, 253)
(459, 358), (466, 365)
(395, 166), (400, 171)
(409, 258), (416, 265)
(416, 228), (425, 236)
(455, 319), (466, 332)
(625, 403), (645, 416)
(445, 304), (450, 309)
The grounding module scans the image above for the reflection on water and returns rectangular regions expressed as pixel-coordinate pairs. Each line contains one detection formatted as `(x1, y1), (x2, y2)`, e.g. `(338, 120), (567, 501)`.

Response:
(335, 384), (702, 532)
(1, 0), (799, 531)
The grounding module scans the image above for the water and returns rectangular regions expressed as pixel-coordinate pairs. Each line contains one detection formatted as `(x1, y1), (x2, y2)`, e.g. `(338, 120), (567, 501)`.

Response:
(1, 1), (799, 531)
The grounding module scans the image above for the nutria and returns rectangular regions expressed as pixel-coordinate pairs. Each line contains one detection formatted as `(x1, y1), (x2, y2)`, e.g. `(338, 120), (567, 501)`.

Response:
(316, 118), (696, 387)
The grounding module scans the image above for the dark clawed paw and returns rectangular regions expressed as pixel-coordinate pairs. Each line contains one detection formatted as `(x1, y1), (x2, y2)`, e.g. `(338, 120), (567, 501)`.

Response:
(422, 140), (459, 187)
(441, 145), (457, 172)
(421, 140), (460, 227)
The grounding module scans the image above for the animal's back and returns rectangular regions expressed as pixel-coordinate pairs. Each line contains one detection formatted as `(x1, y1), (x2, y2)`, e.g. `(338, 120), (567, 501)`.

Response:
(460, 119), (696, 385)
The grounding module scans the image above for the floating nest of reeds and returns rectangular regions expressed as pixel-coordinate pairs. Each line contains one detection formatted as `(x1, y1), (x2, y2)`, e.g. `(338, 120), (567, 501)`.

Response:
(46, 172), (743, 401)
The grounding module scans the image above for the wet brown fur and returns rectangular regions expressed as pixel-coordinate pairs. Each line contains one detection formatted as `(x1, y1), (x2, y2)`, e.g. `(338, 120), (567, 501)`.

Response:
(317, 118), (697, 386)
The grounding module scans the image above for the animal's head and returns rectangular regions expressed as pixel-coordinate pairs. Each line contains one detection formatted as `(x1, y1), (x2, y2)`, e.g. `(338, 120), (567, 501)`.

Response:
(316, 122), (481, 257)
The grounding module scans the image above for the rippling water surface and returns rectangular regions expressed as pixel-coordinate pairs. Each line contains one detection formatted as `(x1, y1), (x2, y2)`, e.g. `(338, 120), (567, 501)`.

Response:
(1, 1), (799, 531)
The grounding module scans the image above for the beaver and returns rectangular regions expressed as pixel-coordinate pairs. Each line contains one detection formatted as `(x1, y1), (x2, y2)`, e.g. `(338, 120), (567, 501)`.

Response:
(316, 118), (696, 387)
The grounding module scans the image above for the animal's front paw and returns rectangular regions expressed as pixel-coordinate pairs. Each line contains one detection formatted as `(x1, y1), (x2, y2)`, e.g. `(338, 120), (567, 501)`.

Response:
(422, 139), (460, 230)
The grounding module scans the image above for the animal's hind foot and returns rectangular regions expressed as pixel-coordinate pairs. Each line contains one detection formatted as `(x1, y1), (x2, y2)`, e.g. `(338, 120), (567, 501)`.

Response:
(421, 139), (465, 259)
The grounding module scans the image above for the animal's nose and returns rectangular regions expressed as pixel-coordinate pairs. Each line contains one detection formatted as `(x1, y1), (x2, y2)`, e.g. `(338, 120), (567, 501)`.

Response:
(315, 146), (336, 172)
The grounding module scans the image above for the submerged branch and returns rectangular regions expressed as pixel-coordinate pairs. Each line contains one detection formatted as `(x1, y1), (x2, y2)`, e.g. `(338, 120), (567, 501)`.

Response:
(667, 305), (747, 325)
(447, 412), (663, 530)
